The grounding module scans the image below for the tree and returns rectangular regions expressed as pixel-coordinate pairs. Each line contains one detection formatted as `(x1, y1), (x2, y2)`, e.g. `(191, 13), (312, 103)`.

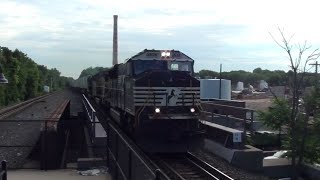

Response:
(258, 98), (290, 147)
(196, 68), (293, 87)
(266, 28), (320, 179)
(253, 67), (263, 74)
(267, 70), (287, 86)
(301, 86), (320, 165)
(0, 46), (68, 106)
(79, 66), (108, 78)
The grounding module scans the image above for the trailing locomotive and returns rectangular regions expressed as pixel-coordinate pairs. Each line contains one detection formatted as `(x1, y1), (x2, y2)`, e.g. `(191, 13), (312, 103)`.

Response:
(87, 49), (202, 152)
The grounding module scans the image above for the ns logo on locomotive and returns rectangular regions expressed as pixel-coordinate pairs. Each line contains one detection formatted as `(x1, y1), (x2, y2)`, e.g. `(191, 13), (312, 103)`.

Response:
(87, 49), (202, 152)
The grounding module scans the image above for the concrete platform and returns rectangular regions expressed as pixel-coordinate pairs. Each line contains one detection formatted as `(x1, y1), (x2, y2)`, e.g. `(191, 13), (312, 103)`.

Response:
(203, 138), (263, 172)
(8, 169), (111, 180)
(263, 158), (292, 178)
(77, 158), (106, 170)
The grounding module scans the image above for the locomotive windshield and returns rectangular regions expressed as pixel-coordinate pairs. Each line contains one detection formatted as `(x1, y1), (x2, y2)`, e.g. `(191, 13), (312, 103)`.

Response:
(133, 60), (167, 75)
(133, 60), (193, 75)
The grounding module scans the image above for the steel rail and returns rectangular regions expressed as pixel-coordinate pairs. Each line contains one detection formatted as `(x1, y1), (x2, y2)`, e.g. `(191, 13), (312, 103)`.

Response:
(186, 152), (234, 180)
(154, 152), (234, 180)
(0, 92), (56, 120)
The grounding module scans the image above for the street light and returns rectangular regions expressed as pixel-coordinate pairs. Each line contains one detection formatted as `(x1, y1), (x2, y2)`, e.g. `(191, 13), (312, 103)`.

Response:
(0, 64), (8, 84)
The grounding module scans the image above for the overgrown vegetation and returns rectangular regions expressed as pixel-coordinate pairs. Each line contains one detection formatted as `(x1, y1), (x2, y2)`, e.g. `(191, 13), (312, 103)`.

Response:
(258, 98), (290, 147)
(257, 29), (320, 179)
(0, 47), (71, 106)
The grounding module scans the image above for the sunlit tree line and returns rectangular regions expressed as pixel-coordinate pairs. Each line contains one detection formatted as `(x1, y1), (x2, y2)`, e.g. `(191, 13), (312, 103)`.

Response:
(196, 68), (317, 88)
(78, 66), (109, 78)
(0, 47), (71, 106)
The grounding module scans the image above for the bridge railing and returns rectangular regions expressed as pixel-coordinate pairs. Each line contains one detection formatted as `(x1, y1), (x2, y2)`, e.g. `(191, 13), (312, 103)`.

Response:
(0, 160), (7, 180)
(106, 120), (170, 180)
(201, 102), (255, 134)
(82, 94), (97, 143)
(82, 95), (170, 180)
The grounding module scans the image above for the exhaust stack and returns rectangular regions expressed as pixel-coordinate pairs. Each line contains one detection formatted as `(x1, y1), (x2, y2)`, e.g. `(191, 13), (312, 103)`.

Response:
(112, 15), (118, 66)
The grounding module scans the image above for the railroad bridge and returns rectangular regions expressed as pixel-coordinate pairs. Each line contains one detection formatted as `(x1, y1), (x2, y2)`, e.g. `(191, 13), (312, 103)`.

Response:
(1, 89), (317, 180)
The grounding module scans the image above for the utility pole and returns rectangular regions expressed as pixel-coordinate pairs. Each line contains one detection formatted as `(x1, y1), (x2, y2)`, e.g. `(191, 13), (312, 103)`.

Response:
(309, 61), (320, 81)
(50, 77), (53, 91)
(219, 64), (222, 99)
(309, 61), (320, 74)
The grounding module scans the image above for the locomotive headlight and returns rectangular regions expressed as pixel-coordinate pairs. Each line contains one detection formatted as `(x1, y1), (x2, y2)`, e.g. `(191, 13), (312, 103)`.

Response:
(155, 108), (160, 113)
(190, 107), (195, 113)
(161, 51), (171, 57)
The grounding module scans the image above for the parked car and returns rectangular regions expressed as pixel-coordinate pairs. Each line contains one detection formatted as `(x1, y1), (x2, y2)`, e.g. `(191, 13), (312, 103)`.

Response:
(264, 150), (288, 159)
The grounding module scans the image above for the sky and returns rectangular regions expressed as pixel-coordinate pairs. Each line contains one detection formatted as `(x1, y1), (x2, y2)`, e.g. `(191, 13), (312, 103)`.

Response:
(1, 0), (320, 78)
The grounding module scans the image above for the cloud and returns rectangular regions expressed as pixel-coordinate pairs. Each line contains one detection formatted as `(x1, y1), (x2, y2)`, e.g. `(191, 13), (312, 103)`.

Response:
(1, 0), (320, 78)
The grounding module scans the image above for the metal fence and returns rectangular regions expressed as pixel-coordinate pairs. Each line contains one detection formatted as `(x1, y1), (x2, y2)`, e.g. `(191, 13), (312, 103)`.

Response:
(200, 105), (255, 134)
(0, 118), (107, 170)
(82, 94), (97, 143)
(0, 119), (67, 170)
(82, 95), (170, 180)
(0, 161), (7, 180)
(106, 120), (169, 180)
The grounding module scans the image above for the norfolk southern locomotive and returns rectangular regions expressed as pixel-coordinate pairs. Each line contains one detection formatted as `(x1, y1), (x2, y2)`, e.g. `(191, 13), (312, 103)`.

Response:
(85, 49), (201, 152)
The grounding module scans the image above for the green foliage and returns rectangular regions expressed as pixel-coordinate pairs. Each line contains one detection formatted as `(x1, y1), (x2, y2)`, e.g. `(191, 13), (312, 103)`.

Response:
(79, 67), (108, 78)
(0, 46), (68, 107)
(257, 85), (320, 163)
(300, 86), (320, 164)
(257, 98), (291, 148)
(258, 98), (290, 130)
(198, 69), (219, 79)
(250, 133), (279, 148)
(198, 68), (288, 86)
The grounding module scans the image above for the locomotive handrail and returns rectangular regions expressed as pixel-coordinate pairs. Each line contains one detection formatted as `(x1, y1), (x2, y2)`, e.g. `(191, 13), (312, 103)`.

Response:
(135, 85), (153, 127)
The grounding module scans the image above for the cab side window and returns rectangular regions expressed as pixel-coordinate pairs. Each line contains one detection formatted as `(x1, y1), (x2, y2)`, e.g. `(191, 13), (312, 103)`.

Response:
(170, 63), (179, 70)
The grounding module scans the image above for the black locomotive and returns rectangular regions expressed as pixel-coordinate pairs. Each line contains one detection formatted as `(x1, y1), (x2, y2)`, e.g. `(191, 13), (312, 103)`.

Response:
(87, 49), (202, 152)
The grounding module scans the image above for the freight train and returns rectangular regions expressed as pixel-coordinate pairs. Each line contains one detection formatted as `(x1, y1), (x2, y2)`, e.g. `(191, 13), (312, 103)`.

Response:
(71, 49), (202, 152)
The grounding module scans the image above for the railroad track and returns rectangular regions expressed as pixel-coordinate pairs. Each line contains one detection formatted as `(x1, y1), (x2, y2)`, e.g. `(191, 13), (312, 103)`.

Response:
(87, 95), (234, 180)
(152, 152), (234, 180)
(0, 92), (55, 119)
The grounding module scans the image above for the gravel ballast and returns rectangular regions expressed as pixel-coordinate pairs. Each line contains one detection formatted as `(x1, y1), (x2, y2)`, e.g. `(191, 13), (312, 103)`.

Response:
(0, 90), (79, 168)
(191, 148), (275, 180)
